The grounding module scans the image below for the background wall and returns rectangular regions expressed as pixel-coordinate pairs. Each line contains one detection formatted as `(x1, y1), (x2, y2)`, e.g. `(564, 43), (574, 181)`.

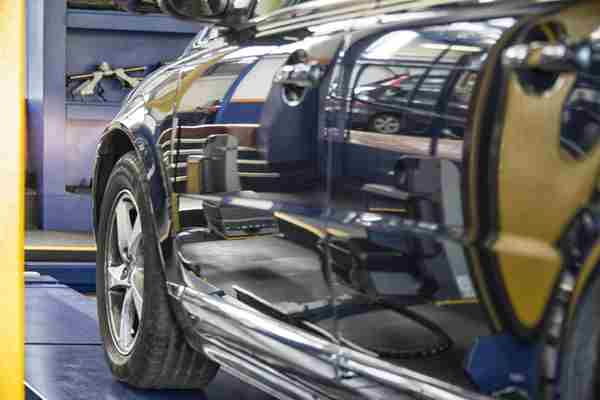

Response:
(26, 1), (199, 231)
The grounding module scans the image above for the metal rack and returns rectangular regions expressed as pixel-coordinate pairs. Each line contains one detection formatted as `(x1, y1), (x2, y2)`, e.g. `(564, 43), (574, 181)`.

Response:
(26, 1), (200, 231)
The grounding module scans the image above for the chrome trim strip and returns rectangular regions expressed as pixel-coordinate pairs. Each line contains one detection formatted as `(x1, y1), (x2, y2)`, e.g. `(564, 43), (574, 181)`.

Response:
(157, 123), (260, 144)
(203, 342), (328, 400)
(255, 0), (410, 30)
(252, 0), (565, 32)
(168, 160), (269, 169)
(169, 282), (492, 400)
(162, 147), (257, 157)
(170, 171), (281, 182)
(161, 138), (208, 148)
(238, 172), (281, 178)
(255, 1), (456, 37)
(238, 159), (269, 165)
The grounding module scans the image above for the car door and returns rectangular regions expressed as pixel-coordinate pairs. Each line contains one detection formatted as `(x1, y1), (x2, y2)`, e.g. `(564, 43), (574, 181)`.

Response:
(324, 22), (501, 302)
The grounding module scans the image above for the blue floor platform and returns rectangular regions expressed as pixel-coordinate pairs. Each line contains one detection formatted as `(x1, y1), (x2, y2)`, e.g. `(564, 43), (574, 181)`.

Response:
(25, 274), (274, 400)
(25, 261), (96, 293)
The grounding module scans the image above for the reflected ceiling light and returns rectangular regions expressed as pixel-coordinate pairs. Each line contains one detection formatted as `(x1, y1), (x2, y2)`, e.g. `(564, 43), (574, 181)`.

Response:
(360, 213), (382, 223)
(308, 15), (380, 34)
(364, 31), (420, 59)
(488, 17), (517, 28)
(422, 43), (482, 53)
(230, 198), (274, 211)
(224, 46), (279, 59)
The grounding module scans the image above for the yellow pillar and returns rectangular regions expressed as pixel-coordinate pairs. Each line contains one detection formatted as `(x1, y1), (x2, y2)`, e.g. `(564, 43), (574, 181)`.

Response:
(0, 0), (25, 399)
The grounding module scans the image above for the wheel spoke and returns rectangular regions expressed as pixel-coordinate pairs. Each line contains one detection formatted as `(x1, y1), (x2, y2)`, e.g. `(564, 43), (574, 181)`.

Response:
(106, 190), (144, 355)
(107, 264), (130, 291)
(119, 289), (135, 349)
(130, 269), (144, 321)
(115, 199), (134, 260)
(130, 216), (142, 250)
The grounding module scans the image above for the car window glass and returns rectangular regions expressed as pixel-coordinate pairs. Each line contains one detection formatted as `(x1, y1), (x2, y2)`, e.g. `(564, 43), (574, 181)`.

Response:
(179, 59), (251, 114)
(177, 58), (254, 128)
(231, 56), (287, 103)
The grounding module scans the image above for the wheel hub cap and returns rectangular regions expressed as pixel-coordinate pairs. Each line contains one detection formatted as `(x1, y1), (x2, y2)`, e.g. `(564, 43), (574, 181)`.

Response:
(106, 190), (144, 355)
(374, 116), (400, 134)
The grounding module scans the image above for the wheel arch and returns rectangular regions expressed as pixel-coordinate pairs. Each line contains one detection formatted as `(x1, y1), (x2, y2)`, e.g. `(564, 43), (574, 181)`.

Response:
(92, 126), (136, 236)
(93, 122), (173, 277)
(92, 122), (170, 241)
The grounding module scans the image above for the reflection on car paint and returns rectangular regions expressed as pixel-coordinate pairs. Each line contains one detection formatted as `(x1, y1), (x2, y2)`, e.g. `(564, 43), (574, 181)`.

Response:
(561, 75), (600, 158)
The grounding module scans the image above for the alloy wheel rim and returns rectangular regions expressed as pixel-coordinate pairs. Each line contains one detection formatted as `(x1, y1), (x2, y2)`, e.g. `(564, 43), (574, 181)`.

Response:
(373, 115), (400, 134)
(105, 189), (144, 355)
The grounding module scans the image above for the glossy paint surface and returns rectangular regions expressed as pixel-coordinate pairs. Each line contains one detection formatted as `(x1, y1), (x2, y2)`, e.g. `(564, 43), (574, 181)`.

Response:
(92, 0), (599, 346)
(321, 17), (519, 304)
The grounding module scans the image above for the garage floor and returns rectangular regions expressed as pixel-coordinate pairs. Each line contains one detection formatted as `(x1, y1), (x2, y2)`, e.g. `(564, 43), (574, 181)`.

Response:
(25, 275), (275, 400)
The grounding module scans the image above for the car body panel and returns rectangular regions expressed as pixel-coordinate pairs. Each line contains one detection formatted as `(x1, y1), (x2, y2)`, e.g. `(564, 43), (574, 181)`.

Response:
(91, 0), (600, 352)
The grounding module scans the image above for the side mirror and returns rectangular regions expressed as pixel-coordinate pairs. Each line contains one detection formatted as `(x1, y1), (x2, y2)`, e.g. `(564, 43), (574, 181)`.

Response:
(158, 0), (230, 19)
(115, 0), (254, 23)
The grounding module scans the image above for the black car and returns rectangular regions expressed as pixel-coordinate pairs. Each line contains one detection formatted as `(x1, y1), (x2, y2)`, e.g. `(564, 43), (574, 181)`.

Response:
(351, 65), (476, 137)
(91, 1), (600, 399)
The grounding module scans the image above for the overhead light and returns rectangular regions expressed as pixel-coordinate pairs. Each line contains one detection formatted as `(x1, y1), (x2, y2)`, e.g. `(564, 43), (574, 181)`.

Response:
(364, 31), (420, 59)
(422, 43), (482, 53)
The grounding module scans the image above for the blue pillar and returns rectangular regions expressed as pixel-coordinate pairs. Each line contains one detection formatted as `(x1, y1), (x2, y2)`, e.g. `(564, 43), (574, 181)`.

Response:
(27, 0), (72, 231)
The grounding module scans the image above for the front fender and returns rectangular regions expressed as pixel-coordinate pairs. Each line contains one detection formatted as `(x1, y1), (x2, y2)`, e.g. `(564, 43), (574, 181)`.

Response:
(92, 121), (172, 272)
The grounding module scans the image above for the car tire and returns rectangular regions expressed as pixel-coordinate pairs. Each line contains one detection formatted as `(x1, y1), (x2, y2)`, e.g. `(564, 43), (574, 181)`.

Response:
(369, 113), (402, 135)
(559, 266), (600, 400)
(96, 151), (218, 389)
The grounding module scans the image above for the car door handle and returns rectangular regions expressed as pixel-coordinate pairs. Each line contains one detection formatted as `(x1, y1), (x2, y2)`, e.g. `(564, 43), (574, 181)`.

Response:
(503, 30), (600, 75)
(274, 61), (325, 88)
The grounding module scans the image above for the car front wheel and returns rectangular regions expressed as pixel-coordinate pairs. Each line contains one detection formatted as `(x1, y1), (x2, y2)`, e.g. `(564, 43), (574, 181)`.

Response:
(96, 151), (218, 389)
(369, 113), (403, 135)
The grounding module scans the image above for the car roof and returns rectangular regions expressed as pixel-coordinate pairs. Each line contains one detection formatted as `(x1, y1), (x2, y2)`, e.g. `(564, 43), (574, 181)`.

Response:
(249, 0), (567, 36)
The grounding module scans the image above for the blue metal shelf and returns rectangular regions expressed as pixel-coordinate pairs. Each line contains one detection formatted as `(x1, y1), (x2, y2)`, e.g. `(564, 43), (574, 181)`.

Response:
(66, 101), (121, 121)
(66, 9), (202, 34)
(26, 261), (96, 293)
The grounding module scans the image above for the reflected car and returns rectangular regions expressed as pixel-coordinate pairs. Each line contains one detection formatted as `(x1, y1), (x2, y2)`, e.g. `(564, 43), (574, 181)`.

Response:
(350, 71), (473, 137)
